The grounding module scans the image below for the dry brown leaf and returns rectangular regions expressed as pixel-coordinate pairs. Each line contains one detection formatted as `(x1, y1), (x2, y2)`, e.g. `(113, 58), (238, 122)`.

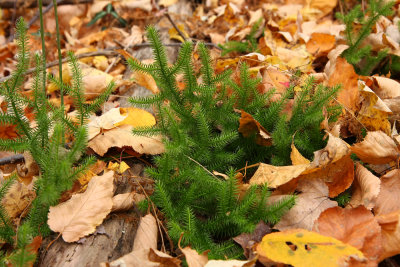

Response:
(233, 221), (271, 259)
(111, 192), (145, 212)
(327, 57), (360, 112)
(88, 125), (165, 156)
(259, 66), (291, 94)
(348, 163), (380, 210)
(376, 211), (400, 261)
(133, 214), (158, 251)
(249, 163), (308, 188)
(309, 0), (338, 17)
(2, 179), (35, 220)
(16, 151), (39, 185)
(238, 111), (272, 146)
(351, 131), (399, 164)
(374, 169), (400, 216)
(181, 246), (209, 267)
(273, 179), (337, 231)
(371, 76), (400, 99)
(48, 171), (114, 242)
(313, 206), (383, 266)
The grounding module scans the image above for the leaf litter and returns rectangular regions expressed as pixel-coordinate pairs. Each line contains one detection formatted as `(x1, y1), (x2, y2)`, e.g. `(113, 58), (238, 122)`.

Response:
(1, 0), (400, 266)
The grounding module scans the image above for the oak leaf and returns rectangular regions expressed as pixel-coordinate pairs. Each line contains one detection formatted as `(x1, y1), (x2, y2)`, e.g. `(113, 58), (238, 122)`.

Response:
(256, 229), (366, 267)
(47, 171), (115, 242)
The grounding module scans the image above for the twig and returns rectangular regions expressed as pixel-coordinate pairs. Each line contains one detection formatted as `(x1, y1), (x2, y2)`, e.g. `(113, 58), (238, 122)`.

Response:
(165, 12), (188, 42)
(0, 153), (24, 165)
(0, 42), (220, 83)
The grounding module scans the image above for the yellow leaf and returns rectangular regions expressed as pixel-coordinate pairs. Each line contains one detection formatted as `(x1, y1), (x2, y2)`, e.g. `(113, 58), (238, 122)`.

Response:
(357, 80), (392, 134)
(107, 161), (130, 174)
(290, 142), (310, 165)
(257, 229), (366, 267)
(115, 107), (156, 128)
(159, 0), (178, 7)
(168, 24), (189, 43)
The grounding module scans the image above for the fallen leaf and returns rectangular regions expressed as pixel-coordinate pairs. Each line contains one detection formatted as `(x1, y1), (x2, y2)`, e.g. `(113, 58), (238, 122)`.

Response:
(347, 163), (380, 210)
(105, 248), (181, 267)
(26, 236), (42, 267)
(313, 206), (383, 266)
(374, 169), (400, 216)
(376, 211), (400, 261)
(273, 179), (337, 231)
(327, 57), (360, 113)
(181, 246), (209, 267)
(249, 163), (308, 188)
(2, 179), (35, 220)
(357, 80), (392, 134)
(371, 76), (400, 99)
(306, 33), (336, 56)
(108, 161), (130, 174)
(169, 24), (190, 43)
(88, 125), (164, 156)
(88, 107), (127, 140)
(204, 259), (255, 267)
(256, 229), (366, 267)
(238, 111), (272, 146)
(159, 0), (178, 7)
(134, 213), (158, 251)
(111, 192), (145, 212)
(290, 142), (311, 165)
(115, 107), (156, 128)
(351, 131), (399, 164)
(233, 221), (271, 259)
(48, 171), (114, 242)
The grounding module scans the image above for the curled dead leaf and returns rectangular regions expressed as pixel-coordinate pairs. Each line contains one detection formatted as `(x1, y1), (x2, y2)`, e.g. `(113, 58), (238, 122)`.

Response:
(238, 111), (272, 146)
(111, 192), (145, 212)
(374, 169), (400, 216)
(351, 131), (399, 164)
(347, 163), (380, 210)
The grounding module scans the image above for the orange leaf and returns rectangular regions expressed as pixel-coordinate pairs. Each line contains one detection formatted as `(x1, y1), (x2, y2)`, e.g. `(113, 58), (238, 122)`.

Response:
(313, 206), (383, 266)
(306, 33), (336, 56)
(238, 110), (272, 146)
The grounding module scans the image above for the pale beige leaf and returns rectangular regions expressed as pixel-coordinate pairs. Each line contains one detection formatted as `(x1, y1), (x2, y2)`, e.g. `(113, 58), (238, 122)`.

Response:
(371, 76), (400, 99)
(133, 214), (158, 251)
(87, 108), (127, 140)
(249, 163), (309, 188)
(159, 0), (178, 7)
(181, 246), (209, 267)
(81, 64), (115, 100)
(273, 179), (337, 231)
(347, 163), (380, 210)
(48, 171), (114, 242)
(88, 125), (165, 156)
(351, 131), (399, 164)
(310, 133), (350, 168)
(106, 248), (180, 267)
(374, 169), (400, 216)
(111, 192), (145, 212)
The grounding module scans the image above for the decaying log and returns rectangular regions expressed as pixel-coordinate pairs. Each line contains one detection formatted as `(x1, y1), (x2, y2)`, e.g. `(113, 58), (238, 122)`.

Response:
(36, 163), (146, 267)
